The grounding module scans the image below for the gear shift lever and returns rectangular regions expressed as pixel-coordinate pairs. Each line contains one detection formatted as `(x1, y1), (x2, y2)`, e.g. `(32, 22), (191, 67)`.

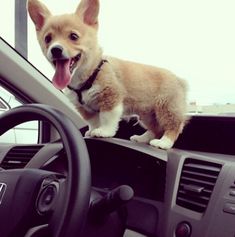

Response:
(91, 185), (134, 219)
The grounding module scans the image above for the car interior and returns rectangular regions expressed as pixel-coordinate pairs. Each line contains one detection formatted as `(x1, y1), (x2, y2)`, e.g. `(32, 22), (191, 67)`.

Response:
(1, 1), (235, 237)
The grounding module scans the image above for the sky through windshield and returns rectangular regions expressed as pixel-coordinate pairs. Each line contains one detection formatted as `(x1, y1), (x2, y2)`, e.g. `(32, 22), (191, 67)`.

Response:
(1, 0), (235, 106)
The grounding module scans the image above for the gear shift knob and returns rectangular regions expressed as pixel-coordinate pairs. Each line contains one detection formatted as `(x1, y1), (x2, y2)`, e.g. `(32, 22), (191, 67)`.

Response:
(91, 185), (134, 218)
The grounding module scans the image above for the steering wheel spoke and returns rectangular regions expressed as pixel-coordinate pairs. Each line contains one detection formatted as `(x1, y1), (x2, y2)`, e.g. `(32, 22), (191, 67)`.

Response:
(0, 169), (62, 236)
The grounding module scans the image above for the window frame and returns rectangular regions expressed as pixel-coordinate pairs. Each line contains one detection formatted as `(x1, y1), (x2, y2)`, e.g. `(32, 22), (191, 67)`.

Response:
(0, 96), (10, 111)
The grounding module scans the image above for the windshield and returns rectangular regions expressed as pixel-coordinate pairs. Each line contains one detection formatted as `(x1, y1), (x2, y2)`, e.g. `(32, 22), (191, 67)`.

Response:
(1, 0), (235, 114)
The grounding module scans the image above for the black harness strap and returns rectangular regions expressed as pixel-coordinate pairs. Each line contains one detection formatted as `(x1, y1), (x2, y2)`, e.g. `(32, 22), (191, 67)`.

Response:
(67, 59), (108, 104)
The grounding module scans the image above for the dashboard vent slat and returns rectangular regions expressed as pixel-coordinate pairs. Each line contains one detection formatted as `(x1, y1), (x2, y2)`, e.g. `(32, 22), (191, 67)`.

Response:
(1, 146), (42, 169)
(176, 158), (222, 213)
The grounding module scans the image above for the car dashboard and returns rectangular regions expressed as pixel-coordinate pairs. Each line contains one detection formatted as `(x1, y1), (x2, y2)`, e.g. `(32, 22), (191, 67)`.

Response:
(0, 130), (235, 237)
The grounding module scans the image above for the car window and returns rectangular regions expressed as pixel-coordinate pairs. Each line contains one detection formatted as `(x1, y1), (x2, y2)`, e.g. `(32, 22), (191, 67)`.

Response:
(0, 86), (39, 144)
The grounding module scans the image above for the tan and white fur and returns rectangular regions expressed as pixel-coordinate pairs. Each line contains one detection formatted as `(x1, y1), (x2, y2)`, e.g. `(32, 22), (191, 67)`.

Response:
(27, 0), (188, 149)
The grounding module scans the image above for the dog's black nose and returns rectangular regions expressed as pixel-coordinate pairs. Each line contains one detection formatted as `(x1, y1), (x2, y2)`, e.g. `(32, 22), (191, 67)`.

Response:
(51, 45), (63, 58)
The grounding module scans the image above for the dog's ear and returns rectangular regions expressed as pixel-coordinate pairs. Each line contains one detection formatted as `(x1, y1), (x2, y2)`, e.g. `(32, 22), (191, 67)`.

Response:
(27, 0), (51, 31)
(76, 0), (99, 27)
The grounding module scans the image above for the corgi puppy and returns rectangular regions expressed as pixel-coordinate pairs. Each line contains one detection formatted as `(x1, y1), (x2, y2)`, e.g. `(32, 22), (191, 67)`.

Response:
(27, 0), (188, 149)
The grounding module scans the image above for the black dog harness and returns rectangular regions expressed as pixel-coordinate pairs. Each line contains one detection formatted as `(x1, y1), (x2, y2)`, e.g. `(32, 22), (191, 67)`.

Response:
(67, 59), (108, 105)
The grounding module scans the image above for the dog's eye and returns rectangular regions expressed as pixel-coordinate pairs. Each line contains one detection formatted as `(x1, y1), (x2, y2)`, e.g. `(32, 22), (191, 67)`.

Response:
(69, 33), (79, 41)
(45, 34), (52, 44)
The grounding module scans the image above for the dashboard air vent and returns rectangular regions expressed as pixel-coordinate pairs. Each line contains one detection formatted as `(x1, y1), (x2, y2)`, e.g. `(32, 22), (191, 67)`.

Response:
(176, 158), (222, 213)
(1, 146), (42, 169)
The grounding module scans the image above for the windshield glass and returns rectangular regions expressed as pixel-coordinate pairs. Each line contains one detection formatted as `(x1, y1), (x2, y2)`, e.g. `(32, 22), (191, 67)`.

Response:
(1, 0), (235, 115)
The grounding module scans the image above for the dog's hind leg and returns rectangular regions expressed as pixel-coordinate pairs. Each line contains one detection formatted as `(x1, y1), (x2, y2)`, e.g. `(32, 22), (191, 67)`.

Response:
(149, 100), (186, 149)
(150, 130), (181, 149)
(90, 103), (123, 138)
(130, 112), (163, 144)
(130, 130), (155, 143)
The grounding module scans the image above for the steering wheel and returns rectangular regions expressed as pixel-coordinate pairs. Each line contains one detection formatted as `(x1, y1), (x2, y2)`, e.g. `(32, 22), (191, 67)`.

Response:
(0, 104), (91, 237)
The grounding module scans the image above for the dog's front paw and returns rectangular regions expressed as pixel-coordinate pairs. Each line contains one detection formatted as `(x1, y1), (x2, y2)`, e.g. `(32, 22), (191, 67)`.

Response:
(149, 137), (174, 150)
(90, 128), (116, 138)
(85, 130), (92, 137)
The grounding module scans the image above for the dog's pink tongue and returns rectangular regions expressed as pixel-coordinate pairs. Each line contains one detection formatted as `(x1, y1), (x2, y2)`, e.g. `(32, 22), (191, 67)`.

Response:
(52, 60), (71, 90)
